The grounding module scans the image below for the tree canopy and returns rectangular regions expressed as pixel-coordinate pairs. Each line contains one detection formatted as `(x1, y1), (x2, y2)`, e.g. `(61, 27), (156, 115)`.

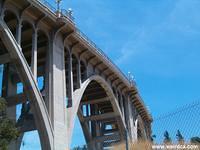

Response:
(190, 137), (200, 144)
(176, 130), (184, 144)
(163, 131), (171, 144)
(0, 97), (19, 150)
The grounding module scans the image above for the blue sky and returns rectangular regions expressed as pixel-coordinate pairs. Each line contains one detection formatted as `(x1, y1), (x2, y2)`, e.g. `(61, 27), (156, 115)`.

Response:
(1, 0), (200, 149)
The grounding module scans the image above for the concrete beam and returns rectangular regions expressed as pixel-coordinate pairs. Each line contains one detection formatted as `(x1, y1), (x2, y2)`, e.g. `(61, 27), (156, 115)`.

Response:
(17, 115), (36, 133)
(6, 93), (27, 107)
(93, 61), (103, 70)
(81, 97), (109, 105)
(83, 112), (118, 122)
(84, 92), (107, 100)
(103, 128), (118, 134)
(99, 67), (109, 76)
(93, 132), (120, 143)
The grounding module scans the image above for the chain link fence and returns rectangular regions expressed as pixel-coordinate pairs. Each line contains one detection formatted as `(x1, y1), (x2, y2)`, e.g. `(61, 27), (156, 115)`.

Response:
(152, 100), (200, 144)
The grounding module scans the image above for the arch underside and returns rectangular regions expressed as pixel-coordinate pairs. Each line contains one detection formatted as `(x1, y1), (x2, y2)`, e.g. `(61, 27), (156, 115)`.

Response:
(69, 75), (127, 149)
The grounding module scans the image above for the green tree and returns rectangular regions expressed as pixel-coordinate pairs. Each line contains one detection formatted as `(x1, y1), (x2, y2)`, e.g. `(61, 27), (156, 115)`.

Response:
(151, 134), (156, 142)
(190, 137), (200, 144)
(176, 130), (184, 144)
(0, 97), (19, 150)
(163, 131), (171, 144)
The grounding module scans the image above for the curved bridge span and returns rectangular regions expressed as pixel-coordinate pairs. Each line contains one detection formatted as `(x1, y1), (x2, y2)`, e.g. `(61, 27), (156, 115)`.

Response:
(0, 0), (152, 149)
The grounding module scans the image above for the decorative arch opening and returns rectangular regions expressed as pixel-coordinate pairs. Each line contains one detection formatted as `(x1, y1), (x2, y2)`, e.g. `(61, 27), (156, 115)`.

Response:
(71, 79), (123, 149)
(21, 20), (33, 66)
(3, 10), (18, 38)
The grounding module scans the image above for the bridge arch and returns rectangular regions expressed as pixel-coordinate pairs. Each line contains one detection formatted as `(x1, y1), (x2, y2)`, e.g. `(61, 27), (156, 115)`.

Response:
(3, 9), (18, 39)
(0, 18), (53, 150)
(2, 3), (20, 20)
(68, 74), (126, 148)
(20, 15), (35, 30)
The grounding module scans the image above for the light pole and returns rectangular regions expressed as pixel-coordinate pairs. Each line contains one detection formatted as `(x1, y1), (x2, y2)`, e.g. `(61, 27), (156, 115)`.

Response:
(56, 0), (62, 16)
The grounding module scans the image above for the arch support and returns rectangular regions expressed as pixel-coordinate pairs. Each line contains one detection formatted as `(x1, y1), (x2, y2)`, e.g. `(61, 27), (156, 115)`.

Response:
(31, 28), (38, 80)
(67, 75), (127, 149)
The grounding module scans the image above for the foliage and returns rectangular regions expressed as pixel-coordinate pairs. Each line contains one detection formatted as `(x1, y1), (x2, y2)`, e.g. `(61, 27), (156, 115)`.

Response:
(151, 134), (156, 142)
(176, 130), (184, 144)
(190, 137), (200, 144)
(0, 98), (6, 112)
(0, 97), (19, 150)
(163, 131), (171, 144)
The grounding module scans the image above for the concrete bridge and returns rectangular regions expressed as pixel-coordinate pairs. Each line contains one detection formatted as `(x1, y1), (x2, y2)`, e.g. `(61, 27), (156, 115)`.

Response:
(0, 0), (152, 149)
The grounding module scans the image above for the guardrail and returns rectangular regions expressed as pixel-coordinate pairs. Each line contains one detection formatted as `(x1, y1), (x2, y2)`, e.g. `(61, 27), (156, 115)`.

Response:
(38, 0), (133, 86)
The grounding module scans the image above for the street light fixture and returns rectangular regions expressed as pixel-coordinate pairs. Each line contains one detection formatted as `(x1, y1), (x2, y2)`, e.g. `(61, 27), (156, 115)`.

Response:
(56, 0), (62, 13)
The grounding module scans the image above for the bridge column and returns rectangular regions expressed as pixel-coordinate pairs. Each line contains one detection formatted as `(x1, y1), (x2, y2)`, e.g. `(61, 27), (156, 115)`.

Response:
(76, 57), (81, 88)
(49, 34), (68, 150)
(128, 97), (136, 142)
(123, 96), (131, 139)
(119, 94), (124, 120)
(85, 62), (92, 77)
(16, 21), (22, 45)
(31, 29), (37, 81)
(67, 51), (73, 107)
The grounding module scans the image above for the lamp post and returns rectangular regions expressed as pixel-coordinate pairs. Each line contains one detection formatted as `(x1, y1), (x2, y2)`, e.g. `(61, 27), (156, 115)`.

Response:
(56, 0), (62, 17)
